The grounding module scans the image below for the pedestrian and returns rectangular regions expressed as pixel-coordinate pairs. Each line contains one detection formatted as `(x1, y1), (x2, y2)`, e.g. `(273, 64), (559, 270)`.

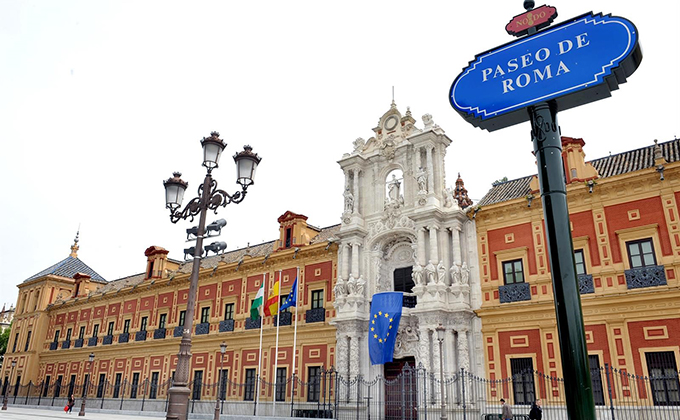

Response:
(67, 394), (75, 414)
(529, 398), (543, 420)
(501, 398), (512, 420)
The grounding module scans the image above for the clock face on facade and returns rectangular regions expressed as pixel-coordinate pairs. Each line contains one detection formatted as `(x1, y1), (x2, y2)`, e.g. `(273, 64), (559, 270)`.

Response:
(384, 115), (398, 131)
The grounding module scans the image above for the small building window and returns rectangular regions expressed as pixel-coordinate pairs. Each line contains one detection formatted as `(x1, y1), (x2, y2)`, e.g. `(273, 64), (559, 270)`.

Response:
(200, 307), (210, 324)
(192, 371), (203, 400)
(394, 267), (414, 293)
(149, 372), (159, 400)
(140, 316), (148, 332)
(574, 249), (587, 275)
(510, 357), (535, 405)
(123, 319), (131, 334)
(244, 369), (256, 401)
(158, 314), (167, 330)
(285, 227), (292, 248)
(279, 296), (289, 313)
(107, 322), (114, 336)
(24, 331), (31, 352)
(311, 290), (324, 309)
(92, 324), (99, 338)
(503, 259), (525, 284)
(224, 303), (234, 320)
(53, 330), (60, 343)
(627, 238), (657, 268)
(588, 355), (605, 405)
(275, 367), (287, 401)
(646, 351), (680, 406)
(79, 326), (85, 340)
(179, 310), (186, 327)
(307, 366), (321, 402)
(65, 328), (72, 342)
(12, 333), (18, 352)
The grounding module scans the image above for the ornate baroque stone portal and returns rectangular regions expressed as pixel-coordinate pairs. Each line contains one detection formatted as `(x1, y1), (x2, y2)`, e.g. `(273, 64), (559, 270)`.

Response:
(332, 103), (484, 380)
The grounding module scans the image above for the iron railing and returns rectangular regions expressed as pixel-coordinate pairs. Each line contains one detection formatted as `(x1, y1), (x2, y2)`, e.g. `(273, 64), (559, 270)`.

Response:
(2, 364), (678, 419)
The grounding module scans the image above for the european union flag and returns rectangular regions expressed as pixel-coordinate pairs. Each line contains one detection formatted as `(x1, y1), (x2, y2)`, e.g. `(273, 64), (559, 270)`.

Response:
(368, 292), (403, 365)
(279, 277), (297, 312)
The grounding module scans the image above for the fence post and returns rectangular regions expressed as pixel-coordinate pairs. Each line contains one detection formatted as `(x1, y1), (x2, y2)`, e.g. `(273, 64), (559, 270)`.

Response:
(101, 380), (107, 409)
(253, 375), (258, 416)
(422, 366), (427, 420)
(355, 374), (361, 420)
(37, 382), (42, 406)
(141, 378), (147, 412)
(334, 370), (339, 420)
(604, 363), (615, 420)
(461, 369), (466, 420)
(25, 381), (31, 405)
(401, 370), (405, 420)
(119, 380), (125, 411)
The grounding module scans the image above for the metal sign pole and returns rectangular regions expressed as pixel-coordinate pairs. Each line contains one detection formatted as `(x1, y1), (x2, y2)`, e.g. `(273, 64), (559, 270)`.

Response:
(529, 101), (596, 419)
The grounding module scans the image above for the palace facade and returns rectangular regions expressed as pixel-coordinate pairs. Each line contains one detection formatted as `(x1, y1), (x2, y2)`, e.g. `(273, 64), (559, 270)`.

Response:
(474, 137), (680, 406)
(1, 211), (339, 410)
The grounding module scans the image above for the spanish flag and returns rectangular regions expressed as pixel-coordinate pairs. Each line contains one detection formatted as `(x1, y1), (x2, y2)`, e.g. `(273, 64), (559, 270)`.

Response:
(264, 279), (279, 316)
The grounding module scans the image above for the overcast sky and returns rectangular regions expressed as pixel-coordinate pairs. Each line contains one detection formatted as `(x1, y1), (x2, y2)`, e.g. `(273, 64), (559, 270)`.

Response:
(1, 1), (678, 310)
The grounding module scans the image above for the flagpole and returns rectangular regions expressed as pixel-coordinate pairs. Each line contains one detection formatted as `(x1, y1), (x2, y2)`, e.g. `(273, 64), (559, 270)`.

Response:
(272, 269), (282, 415)
(255, 272), (265, 416)
(291, 267), (300, 403)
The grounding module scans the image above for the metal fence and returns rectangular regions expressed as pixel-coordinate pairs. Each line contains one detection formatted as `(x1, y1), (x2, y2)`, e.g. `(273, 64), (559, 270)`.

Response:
(2, 364), (679, 419)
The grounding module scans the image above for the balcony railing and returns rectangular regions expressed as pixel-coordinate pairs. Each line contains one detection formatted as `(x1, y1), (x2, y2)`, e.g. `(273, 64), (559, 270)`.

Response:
(219, 319), (235, 332)
(102, 335), (113, 345)
(135, 331), (147, 341)
(62, 340), (71, 349)
(195, 323), (210, 335)
(274, 312), (292, 326)
(578, 274), (595, 294)
(499, 282), (531, 303)
(625, 265), (667, 289)
(153, 328), (166, 339)
(245, 317), (261, 330)
(173, 326), (183, 337)
(49, 342), (58, 351)
(74, 338), (84, 348)
(119, 332), (130, 343)
(305, 308), (326, 323)
(88, 337), (98, 347)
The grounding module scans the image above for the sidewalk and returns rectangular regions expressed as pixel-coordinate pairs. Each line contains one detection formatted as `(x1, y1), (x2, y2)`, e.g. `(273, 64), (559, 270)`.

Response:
(0, 406), (164, 420)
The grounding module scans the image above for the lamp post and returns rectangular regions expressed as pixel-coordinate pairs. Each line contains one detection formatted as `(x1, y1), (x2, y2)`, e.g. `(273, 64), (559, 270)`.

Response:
(163, 132), (261, 420)
(436, 324), (446, 420)
(214, 342), (227, 420)
(78, 353), (95, 416)
(2, 359), (17, 410)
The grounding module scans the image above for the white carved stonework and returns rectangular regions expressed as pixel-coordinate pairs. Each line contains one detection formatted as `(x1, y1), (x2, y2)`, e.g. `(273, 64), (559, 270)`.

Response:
(337, 103), (484, 380)
(458, 329), (470, 371)
(393, 317), (419, 359)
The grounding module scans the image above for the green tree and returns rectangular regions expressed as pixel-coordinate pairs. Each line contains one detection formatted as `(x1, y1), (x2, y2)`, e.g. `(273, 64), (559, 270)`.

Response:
(0, 323), (11, 356)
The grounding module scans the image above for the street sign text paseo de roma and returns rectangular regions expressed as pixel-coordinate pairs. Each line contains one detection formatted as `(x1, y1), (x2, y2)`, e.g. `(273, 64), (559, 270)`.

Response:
(449, 13), (642, 131)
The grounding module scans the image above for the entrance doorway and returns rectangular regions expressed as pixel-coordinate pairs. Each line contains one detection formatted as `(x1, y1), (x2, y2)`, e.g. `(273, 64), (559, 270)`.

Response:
(384, 357), (418, 420)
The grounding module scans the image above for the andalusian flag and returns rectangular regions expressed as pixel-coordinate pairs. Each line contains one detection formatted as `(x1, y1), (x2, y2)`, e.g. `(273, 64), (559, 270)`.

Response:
(250, 282), (265, 320)
(264, 279), (280, 316)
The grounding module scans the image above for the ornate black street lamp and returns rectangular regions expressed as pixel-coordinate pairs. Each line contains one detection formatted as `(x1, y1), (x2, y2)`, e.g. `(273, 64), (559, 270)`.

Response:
(78, 353), (95, 416)
(163, 132), (261, 420)
(2, 359), (17, 410)
(436, 324), (446, 420)
(214, 342), (227, 420)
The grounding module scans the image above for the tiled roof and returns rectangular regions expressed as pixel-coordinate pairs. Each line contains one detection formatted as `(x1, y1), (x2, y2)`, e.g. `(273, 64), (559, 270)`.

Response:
(24, 256), (107, 284)
(478, 138), (680, 207)
(91, 273), (146, 295)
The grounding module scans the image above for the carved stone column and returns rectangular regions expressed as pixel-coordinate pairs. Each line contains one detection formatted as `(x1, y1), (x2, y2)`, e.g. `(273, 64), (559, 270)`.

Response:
(432, 327), (442, 376)
(428, 226), (439, 263)
(457, 328), (470, 371)
(418, 327), (432, 372)
(450, 225), (462, 266)
(336, 333), (350, 378)
(342, 243), (350, 280)
(353, 169), (360, 215)
(351, 242), (360, 278)
(417, 227), (427, 265)
(426, 147), (434, 193)
(349, 333), (360, 378)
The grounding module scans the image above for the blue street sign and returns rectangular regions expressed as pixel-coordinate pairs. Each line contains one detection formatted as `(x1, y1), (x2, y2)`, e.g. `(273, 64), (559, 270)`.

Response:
(449, 13), (642, 131)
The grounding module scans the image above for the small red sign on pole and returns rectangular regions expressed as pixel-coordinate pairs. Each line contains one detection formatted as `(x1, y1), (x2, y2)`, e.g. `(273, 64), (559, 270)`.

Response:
(506, 5), (557, 37)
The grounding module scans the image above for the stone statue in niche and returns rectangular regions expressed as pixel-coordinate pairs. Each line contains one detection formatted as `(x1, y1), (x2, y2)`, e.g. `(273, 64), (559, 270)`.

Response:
(412, 263), (424, 285)
(355, 276), (365, 297)
(425, 260), (437, 284)
(422, 113), (434, 130)
(461, 262), (470, 285)
(334, 277), (347, 298)
(437, 261), (447, 284)
(387, 174), (401, 202)
(343, 187), (354, 213)
(450, 263), (461, 284)
(416, 167), (427, 193)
